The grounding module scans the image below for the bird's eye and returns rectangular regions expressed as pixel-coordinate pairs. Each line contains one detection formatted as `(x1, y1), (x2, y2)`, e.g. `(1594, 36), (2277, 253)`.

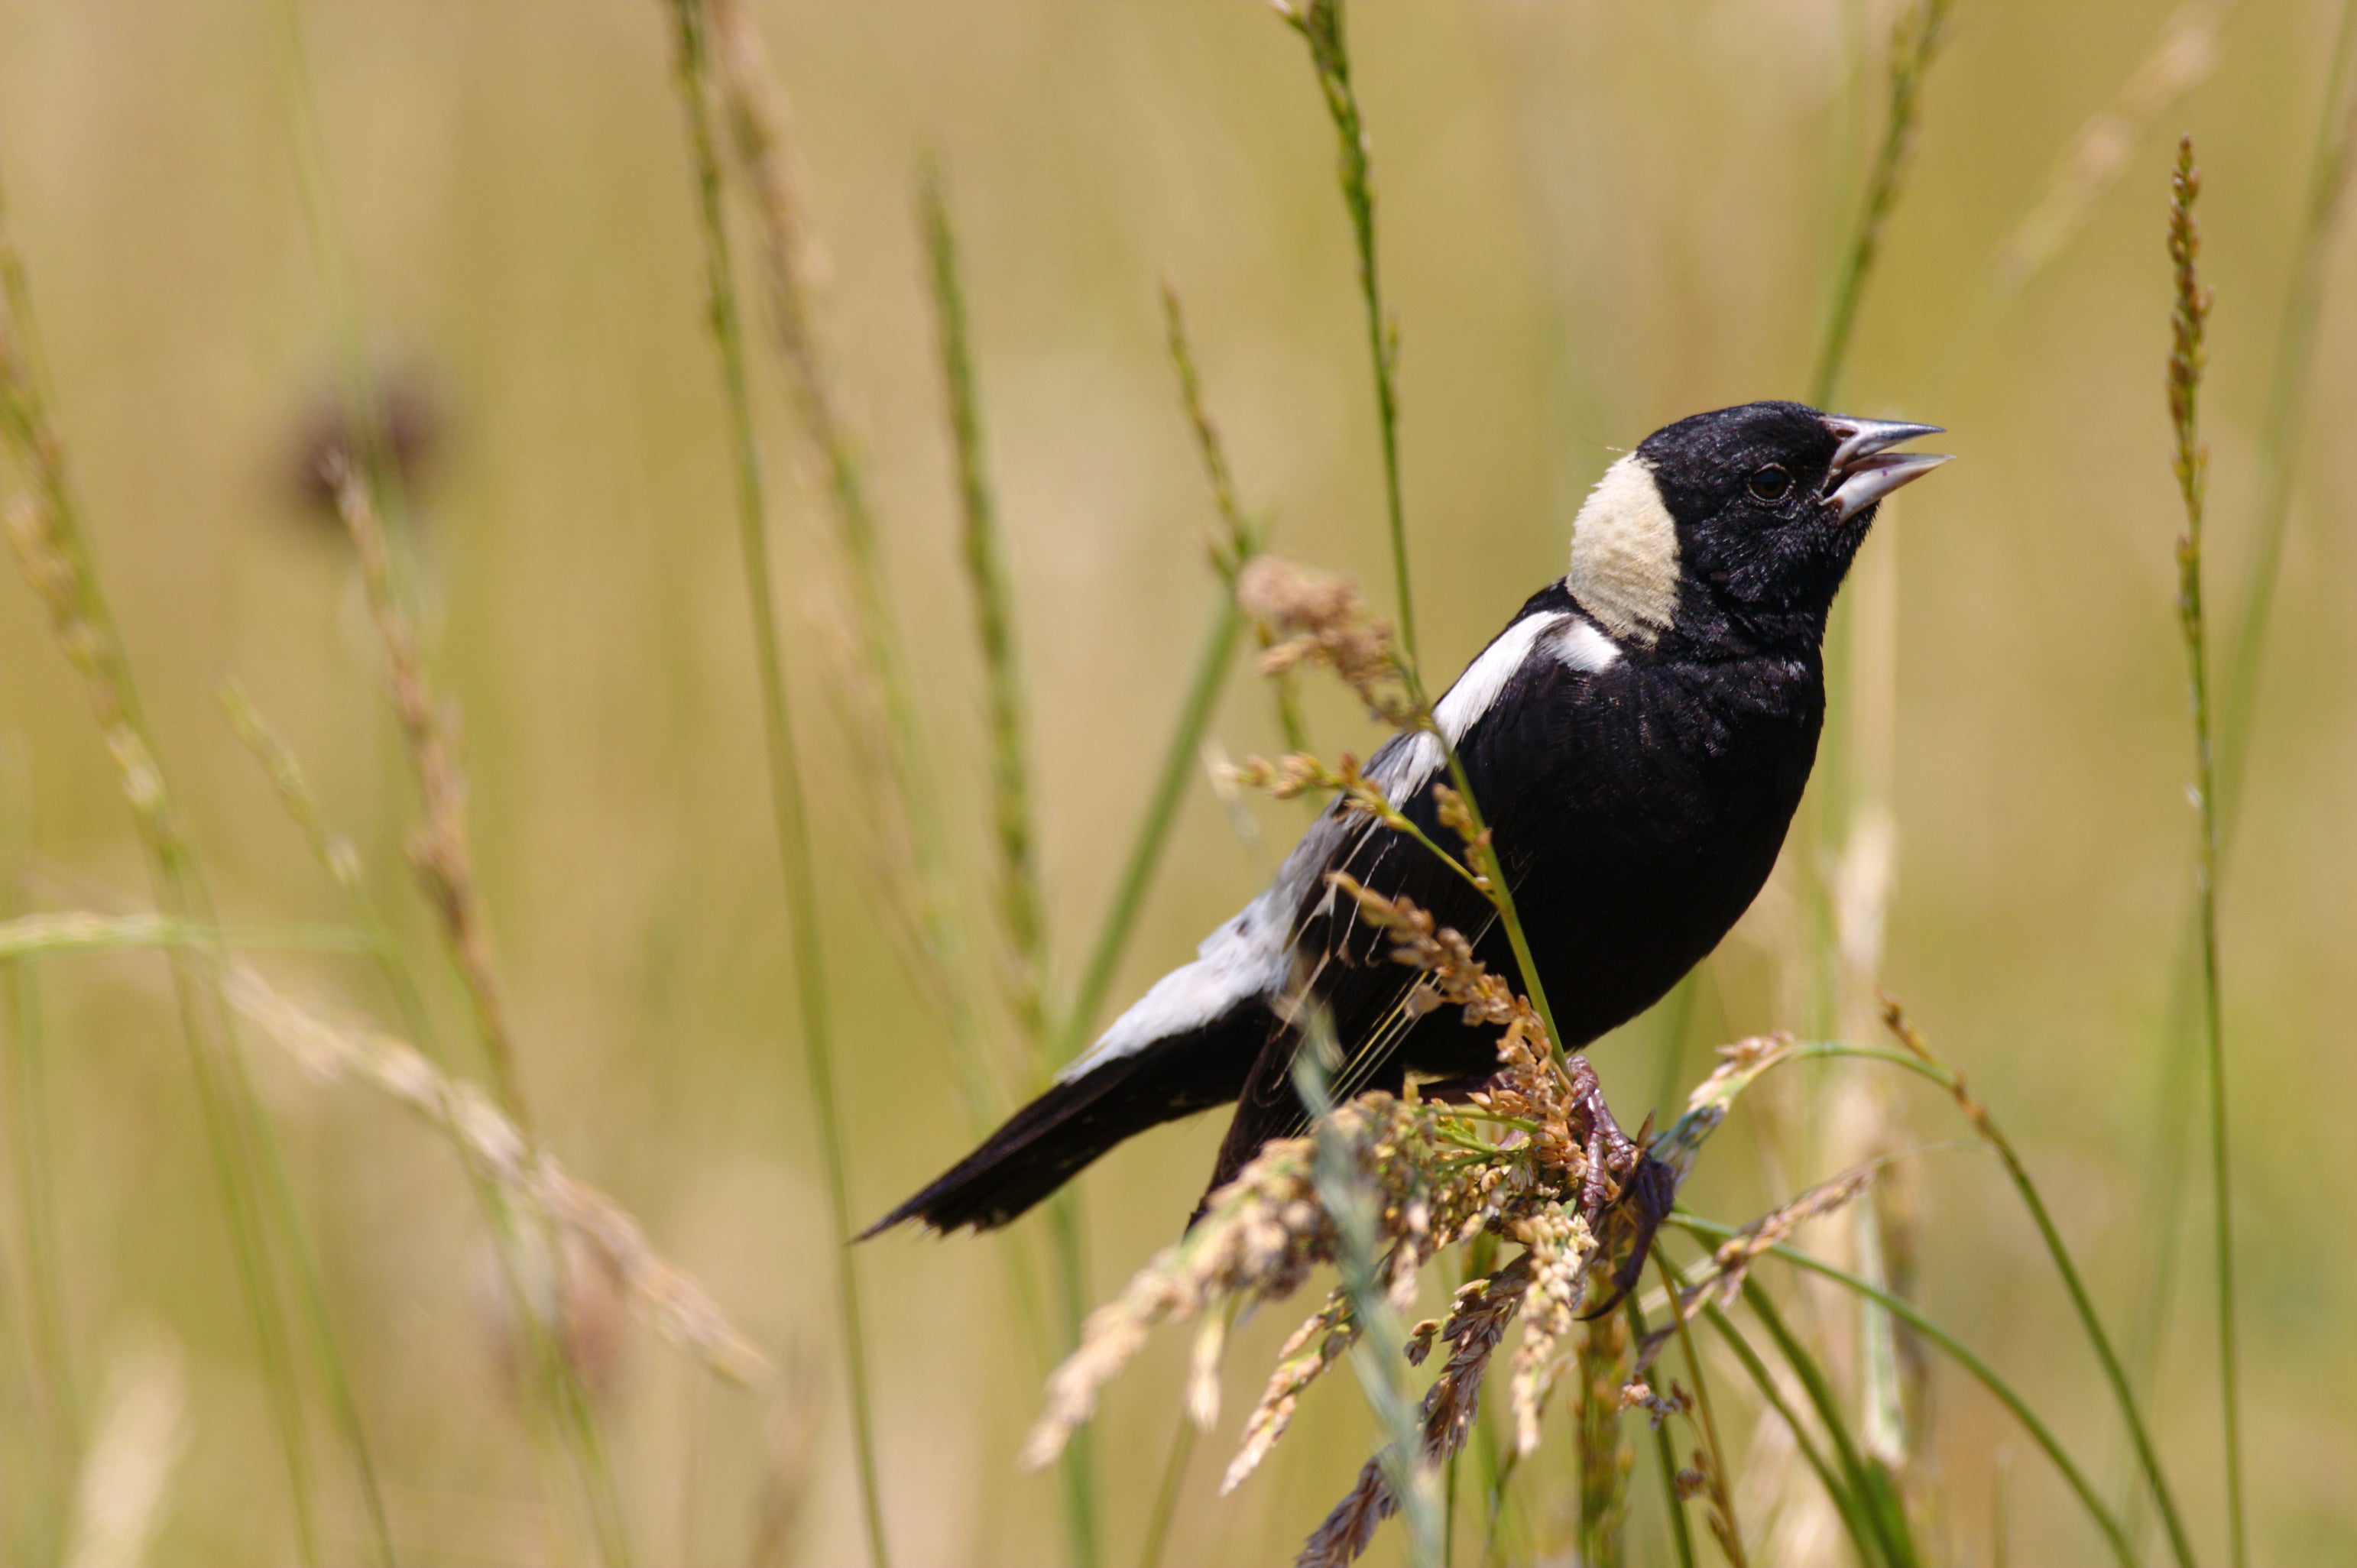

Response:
(1748, 464), (1792, 502)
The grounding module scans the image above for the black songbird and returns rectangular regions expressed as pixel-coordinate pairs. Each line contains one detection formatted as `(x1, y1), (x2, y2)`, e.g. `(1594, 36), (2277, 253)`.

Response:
(866, 401), (1950, 1242)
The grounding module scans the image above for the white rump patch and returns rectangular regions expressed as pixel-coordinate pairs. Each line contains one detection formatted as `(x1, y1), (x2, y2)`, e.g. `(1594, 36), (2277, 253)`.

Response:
(1055, 802), (1364, 1084)
(1566, 454), (1679, 643)
(1055, 905), (1286, 1083)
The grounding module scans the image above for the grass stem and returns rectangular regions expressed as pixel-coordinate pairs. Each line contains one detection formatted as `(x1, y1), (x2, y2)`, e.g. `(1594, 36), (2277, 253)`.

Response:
(922, 159), (1049, 1072)
(662, 5), (890, 1562)
(1675, 1221), (2132, 1567)
(1655, 1252), (1749, 1567)
(1136, 1411), (1196, 1568)
(1810, 0), (1957, 409)
(1162, 284), (1310, 754)
(2164, 136), (2245, 1568)
(2, 170), (392, 1568)
(1279, 0), (1417, 670)
(1612, 1291), (1668, 1565)
(1295, 1021), (1441, 1566)
(2123, 14), (2355, 1536)
(1052, 605), (1244, 1067)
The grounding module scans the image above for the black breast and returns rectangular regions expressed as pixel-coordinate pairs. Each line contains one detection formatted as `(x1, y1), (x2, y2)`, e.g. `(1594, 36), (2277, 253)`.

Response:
(1411, 647), (1824, 1075)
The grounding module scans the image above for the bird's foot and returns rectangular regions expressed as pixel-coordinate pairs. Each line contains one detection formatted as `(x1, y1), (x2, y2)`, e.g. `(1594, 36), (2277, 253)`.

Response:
(1562, 1057), (1677, 1320)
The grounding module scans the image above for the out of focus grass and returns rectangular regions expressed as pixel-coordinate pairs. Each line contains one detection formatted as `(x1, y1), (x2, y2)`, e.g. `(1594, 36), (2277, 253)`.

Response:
(2, 2), (2355, 1563)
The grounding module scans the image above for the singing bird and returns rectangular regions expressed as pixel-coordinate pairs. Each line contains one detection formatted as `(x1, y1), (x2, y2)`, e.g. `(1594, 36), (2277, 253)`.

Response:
(865, 400), (1949, 1241)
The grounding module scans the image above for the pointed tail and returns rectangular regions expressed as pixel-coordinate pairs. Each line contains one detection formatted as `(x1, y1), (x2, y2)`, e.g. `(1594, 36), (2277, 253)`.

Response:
(860, 1006), (1265, 1237)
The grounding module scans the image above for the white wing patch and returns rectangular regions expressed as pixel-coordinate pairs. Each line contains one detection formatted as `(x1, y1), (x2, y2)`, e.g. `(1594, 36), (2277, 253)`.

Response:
(1055, 607), (1619, 1084)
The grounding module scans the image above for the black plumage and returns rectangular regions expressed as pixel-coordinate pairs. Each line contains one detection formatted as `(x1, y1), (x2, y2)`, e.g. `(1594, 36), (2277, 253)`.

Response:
(864, 400), (1949, 1239)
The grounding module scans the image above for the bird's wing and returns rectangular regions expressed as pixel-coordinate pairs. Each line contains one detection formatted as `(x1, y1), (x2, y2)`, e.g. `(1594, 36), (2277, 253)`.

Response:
(1208, 594), (1626, 1186)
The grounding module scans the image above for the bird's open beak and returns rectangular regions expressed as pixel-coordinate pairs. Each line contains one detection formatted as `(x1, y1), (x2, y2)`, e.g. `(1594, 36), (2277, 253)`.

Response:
(1822, 416), (1952, 521)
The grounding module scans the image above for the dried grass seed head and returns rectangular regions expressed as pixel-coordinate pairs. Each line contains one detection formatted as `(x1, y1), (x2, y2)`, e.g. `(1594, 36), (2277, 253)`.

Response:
(1236, 555), (1415, 724)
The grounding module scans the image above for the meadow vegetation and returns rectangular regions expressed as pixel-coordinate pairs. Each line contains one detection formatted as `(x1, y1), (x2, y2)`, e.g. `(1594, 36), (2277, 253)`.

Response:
(1, 2), (2354, 1563)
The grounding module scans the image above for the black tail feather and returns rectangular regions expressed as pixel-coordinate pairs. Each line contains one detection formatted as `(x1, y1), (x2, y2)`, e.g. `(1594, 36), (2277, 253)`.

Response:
(860, 1008), (1266, 1238)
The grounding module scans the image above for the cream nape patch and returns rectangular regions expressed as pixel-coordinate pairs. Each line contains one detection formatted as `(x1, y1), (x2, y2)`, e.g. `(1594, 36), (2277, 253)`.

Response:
(1567, 453), (1680, 643)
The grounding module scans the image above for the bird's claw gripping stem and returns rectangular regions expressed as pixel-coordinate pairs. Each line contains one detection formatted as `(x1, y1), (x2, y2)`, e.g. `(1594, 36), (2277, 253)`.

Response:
(1563, 1057), (1676, 1320)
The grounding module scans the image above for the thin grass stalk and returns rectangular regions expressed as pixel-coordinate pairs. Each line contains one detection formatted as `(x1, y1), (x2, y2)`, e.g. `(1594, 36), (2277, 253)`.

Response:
(1277, 0), (1417, 670)
(703, 0), (981, 1053)
(0, 915), (371, 961)
(1736, 1280), (1915, 1568)
(1809, 0), (1957, 408)
(1052, 605), (1246, 1066)
(1621, 1291), (1678, 1565)
(661, 6), (890, 1563)
(222, 689), (636, 1561)
(2122, 11), (2357, 1533)
(1027, 594), (1256, 1568)
(329, 460), (638, 1557)
(915, 156), (1100, 1565)
(1868, 1007), (2189, 1566)
(328, 462), (533, 1126)
(2164, 138), (2245, 1568)
(1294, 1022), (1441, 1567)
(219, 964), (770, 1386)
(1136, 1411), (1195, 1568)
(0, 180), (395, 1568)
(219, 688), (438, 1048)
(1673, 1220), (2134, 1568)
(1276, 2), (1563, 1064)
(1698, 1301), (1869, 1557)
(1162, 284), (1310, 754)
(1655, 1252), (1749, 1567)
(2, 871), (71, 1565)
(922, 159), (1049, 1072)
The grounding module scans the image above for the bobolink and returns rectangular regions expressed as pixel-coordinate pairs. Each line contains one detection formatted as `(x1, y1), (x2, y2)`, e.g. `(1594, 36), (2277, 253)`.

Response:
(867, 400), (1949, 1262)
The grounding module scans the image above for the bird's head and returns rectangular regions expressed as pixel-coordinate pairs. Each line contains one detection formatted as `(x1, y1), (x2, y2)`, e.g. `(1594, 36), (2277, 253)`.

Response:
(1564, 400), (1950, 655)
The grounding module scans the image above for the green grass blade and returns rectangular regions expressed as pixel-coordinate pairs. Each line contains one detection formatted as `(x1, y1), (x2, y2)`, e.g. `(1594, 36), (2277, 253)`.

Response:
(922, 158), (1049, 1071)
(661, 5), (889, 1563)
(1621, 1296), (1690, 1568)
(1739, 1278), (1916, 1568)
(1677, 1219), (2135, 1567)
(2, 168), (396, 1568)
(1810, 0), (1957, 409)
(1278, 0), (1417, 671)
(1697, 1300), (1873, 1557)
(1052, 604), (1244, 1067)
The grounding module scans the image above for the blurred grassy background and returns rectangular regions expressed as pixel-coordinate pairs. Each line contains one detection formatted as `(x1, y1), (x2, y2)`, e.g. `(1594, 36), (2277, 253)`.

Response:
(1, 1), (2352, 1563)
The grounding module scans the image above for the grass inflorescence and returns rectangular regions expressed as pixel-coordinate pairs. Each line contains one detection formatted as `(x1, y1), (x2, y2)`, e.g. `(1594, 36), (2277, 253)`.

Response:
(2166, 133), (2246, 1568)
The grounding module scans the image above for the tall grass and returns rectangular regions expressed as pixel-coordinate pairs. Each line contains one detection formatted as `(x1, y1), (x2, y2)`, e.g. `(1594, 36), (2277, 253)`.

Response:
(660, 5), (891, 1565)
(1, 170), (394, 1568)
(2122, 16), (2357, 1526)
(0, 7), (2343, 1564)
(2164, 135), (2245, 1568)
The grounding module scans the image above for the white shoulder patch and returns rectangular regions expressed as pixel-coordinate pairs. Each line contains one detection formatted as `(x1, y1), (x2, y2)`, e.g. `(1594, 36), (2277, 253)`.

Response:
(1435, 611), (1570, 744)
(1554, 616), (1623, 674)
(1567, 454), (1679, 643)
